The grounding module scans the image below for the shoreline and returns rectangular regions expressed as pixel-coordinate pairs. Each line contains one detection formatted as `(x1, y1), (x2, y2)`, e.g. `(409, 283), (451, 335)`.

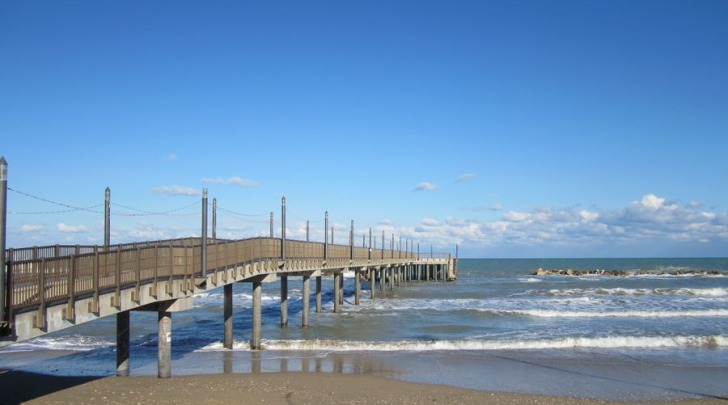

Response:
(2, 370), (727, 405)
(3, 347), (727, 403)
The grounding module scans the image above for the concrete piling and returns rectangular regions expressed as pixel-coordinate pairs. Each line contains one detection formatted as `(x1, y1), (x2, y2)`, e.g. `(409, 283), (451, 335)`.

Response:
(116, 311), (130, 376)
(158, 302), (173, 378)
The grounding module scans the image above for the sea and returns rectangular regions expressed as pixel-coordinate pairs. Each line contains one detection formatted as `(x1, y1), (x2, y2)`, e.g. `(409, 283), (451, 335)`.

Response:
(1, 258), (727, 401)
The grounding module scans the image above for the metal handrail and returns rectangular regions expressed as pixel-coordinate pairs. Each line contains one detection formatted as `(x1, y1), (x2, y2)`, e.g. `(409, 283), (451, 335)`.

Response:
(6, 236), (447, 316)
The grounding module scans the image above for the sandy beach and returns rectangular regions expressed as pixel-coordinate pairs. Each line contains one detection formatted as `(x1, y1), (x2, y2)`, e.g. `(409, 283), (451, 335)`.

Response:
(1, 370), (725, 405)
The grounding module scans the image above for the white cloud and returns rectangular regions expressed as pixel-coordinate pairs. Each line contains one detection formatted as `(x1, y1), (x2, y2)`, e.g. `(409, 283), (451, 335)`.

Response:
(457, 173), (475, 183)
(202, 176), (258, 187)
(639, 194), (668, 210)
(391, 193), (728, 256)
(579, 210), (599, 222)
(20, 224), (44, 232)
(414, 182), (437, 192)
(490, 203), (503, 211)
(153, 185), (198, 196)
(504, 211), (530, 222)
(57, 223), (88, 233)
(167, 153), (178, 161)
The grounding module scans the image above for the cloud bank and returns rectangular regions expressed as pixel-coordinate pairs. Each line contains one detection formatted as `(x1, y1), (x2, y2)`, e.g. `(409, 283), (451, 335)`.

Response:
(406, 194), (728, 257)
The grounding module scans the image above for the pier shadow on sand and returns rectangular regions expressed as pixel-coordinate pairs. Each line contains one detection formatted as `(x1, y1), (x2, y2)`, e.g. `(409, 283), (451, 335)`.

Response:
(0, 369), (101, 405)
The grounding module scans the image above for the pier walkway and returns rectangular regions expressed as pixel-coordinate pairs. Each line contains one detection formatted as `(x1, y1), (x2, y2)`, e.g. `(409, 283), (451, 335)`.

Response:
(0, 158), (456, 377)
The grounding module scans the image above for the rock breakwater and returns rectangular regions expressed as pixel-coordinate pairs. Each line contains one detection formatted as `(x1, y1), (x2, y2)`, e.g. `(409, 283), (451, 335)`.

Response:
(532, 268), (727, 277)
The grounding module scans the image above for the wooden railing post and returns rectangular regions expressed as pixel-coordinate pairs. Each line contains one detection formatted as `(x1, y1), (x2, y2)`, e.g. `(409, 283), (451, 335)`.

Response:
(36, 259), (46, 329)
(65, 255), (76, 322)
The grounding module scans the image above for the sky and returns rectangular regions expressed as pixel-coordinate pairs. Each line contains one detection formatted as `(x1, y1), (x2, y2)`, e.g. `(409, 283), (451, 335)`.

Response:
(1, 0), (727, 257)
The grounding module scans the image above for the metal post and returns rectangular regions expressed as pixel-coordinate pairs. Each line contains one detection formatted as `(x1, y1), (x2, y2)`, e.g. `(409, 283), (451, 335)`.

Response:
(391, 233), (394, 258)
(0, 157), (7, 324)
(381, 230), (385, 260)
(281, 196), (286, 260)
(212, 198), (217, 240)
(201, 189), (208, 278)
(104, 187), (110, 249)
(269, 212), (274, 238)
(349, 220), (354, 259)
(324, 211), (329, 260)
(306, 220), (310, 242)
(369, 228), (372, 255)
(331, 226), (334, 244)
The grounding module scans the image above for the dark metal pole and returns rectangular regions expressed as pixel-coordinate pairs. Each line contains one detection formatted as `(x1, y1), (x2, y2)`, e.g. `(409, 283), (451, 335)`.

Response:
(281, 196), (286, 260)
(324, 211), (329, 260)
(201, 189), (208, 278)
(212, 198), (217, 240)
(306, 220), (310, 242)
(104, 187), (110, 249)
(0, 158), (8, 325)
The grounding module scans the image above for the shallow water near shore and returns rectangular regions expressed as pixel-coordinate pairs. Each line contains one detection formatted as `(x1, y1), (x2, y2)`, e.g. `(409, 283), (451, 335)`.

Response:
(1, 258), (727, 401)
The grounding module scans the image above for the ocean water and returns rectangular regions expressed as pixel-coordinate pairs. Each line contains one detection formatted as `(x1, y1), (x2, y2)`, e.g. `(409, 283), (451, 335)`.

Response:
(1, 258), (727, 400)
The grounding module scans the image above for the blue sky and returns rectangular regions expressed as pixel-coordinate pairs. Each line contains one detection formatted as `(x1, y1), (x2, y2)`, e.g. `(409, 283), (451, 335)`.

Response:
(2, 0), (727, 257)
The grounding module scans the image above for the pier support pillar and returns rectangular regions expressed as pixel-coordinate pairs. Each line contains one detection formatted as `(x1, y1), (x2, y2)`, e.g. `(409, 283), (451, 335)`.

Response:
(280, 275), (288, 327)
(224, 283), (233, 349)
(158, 302), (173, 379)
(315, 276), (322, 313)
(380, 269), (385, 292)
(302, 273), (310, 326)
(354, 270), (361, 305)
(370, 268), (375, 299)
(116, 311), (130, 377)
(339, 273), (345, 305)
(251, 281), (262, 350)
(333, 272), (341, 313)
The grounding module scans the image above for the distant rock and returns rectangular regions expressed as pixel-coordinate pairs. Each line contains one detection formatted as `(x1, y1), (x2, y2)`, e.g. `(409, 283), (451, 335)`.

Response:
(531, 268), (726, 277)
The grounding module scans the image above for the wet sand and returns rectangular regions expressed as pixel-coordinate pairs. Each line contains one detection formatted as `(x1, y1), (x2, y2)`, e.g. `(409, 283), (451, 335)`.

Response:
(2, 370), (726, 405)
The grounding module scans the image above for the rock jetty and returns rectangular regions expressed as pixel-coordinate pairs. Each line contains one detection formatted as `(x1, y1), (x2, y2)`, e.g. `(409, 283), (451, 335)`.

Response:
(532, 268), (726, 277)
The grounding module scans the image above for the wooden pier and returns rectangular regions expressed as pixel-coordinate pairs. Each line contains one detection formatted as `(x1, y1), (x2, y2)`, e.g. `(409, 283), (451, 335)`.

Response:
(0, 157), (457, 377)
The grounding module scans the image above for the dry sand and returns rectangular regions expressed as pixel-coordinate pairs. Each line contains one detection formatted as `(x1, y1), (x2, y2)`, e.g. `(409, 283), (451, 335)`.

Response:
(1, 370), (726, 405)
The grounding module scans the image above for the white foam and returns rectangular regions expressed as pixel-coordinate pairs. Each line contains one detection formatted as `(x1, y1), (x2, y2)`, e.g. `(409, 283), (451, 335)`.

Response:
(195, 335), (728, 352)
(484, 308), (728, 318)
(543, 287), (728, 297)
(5, 335), (114, 352)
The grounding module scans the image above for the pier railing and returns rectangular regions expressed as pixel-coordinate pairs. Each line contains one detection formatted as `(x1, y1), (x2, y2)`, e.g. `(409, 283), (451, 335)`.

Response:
(5, 236), (424, 316)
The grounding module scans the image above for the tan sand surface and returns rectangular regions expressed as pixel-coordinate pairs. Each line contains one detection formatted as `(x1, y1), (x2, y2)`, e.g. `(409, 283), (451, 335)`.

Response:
(2, 370), (725, 405)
